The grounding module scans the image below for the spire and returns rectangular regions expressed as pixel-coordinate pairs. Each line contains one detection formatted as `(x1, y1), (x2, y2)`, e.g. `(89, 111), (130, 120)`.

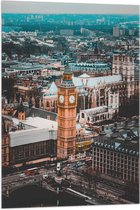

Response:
(64, 66), (72, 74)
(60, 67), (75, 88)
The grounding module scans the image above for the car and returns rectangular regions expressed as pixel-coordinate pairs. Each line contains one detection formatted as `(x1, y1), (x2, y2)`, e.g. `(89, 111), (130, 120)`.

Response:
(77, 161), (85, 166)
(42, 174), (48, 180)
(19, 173), (26, 178)
(69, 164), (76, 169)
(56, 162), (61, 171)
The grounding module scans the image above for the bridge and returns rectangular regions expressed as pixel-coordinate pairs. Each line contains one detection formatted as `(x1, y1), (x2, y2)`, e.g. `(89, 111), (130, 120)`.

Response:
(2, 164), (135, 205)
(2, 175), (56, 198)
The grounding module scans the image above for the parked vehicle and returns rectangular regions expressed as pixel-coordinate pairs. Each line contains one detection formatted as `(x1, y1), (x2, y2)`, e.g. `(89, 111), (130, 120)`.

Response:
(42, 174), (48, 180)
(25, 167), (39, 176)
(56, 162), (61, 171)
(19, 173), (26, 177)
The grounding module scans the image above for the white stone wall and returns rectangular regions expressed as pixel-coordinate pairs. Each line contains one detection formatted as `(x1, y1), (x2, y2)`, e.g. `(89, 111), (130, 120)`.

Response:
(112, 54), (135, 99)
(10, 128), (57, 147)
(112, 54), (135, 82)
(108, 90), (119, 115)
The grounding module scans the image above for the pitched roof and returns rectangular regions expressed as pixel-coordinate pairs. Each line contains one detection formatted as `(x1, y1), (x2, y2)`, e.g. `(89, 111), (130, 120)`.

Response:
(72, 77), (83, 87)
(24, 106), (57, 121)
(49, 81), (58, 95)
(87, 75), (122, 87)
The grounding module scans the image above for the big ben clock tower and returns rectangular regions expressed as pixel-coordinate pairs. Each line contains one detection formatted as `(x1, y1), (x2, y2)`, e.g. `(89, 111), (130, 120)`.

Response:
(57, 69), (77, 159)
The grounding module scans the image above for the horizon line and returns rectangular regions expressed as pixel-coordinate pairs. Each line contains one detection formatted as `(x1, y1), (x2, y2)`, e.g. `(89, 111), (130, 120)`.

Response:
(2, 1), (139, 15)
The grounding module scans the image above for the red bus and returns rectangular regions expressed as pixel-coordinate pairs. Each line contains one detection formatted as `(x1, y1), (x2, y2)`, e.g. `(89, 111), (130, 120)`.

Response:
(25, 167), (39, 176)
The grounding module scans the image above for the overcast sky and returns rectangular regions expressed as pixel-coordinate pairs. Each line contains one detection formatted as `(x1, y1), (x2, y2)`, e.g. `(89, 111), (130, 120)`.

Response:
(2, 0), (139, 14)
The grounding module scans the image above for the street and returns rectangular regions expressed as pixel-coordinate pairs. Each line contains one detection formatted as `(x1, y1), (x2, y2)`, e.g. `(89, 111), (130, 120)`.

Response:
(2, 158), (135, 205)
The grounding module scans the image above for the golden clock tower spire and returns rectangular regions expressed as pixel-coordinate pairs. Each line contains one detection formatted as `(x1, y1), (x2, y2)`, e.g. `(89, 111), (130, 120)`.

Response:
(57, 69), (77, 159)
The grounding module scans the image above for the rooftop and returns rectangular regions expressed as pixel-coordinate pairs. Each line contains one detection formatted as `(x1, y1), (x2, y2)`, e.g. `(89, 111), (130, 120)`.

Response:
(9, 116), (58, 147)
(81, 106), (108, 114)
(94, 123), (139, 156)
(21, 116), (57, 130)
(79, 73), (90, 78)
(10, 63), (47, 71)
(43, 82), (58, 96)
(87, 75), (122, 87)
(70, 62), (111, 69)
(24, 106), (57, 121)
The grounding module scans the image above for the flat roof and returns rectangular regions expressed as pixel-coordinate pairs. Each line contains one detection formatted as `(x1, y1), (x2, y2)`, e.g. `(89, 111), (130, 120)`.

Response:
(9, 116), (58, 147)
(21, 116), (57, 130)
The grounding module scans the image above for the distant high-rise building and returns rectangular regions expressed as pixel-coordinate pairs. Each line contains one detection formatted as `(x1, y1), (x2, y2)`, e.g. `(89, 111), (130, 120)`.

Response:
(113, 26), (120, 37)
(119, 29), (125, 36)
(60, 29), (74, 36)
(129, 29), (135, 36)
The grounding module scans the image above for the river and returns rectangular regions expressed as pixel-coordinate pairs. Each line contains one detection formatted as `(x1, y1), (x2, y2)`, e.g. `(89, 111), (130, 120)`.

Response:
(2, 185), (90, 208)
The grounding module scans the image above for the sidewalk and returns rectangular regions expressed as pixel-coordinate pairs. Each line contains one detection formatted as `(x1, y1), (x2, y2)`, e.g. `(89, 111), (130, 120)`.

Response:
(100, 174), (126, 185)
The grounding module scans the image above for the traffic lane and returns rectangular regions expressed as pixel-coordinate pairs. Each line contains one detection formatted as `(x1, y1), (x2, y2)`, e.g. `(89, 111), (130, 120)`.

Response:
(2, 174), (21, 184)
(2, 173), (41, 185)
(2, 167), (57, 186)
(97, 182), (125, 196)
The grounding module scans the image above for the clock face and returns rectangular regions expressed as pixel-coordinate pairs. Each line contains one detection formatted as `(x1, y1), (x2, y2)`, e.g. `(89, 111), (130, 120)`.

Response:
(69, 95), (75, 103)
(59, 95), (64, 103)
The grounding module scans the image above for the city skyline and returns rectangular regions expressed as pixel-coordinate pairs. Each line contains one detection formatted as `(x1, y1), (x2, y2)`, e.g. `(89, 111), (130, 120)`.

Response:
(1, 1), (139, 208)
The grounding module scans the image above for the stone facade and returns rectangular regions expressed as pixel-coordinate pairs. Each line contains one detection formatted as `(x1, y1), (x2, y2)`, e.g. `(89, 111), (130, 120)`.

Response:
(2, 118), (10, 167)
(57, 70), (77, 159)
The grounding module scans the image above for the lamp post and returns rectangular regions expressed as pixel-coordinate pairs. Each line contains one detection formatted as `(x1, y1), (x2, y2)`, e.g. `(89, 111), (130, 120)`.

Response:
(56, 186), (59, 206)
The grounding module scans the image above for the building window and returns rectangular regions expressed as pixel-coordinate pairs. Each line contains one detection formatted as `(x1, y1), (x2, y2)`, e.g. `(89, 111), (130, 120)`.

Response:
(25, 151), (29, 157)
(4, 137), (7, 145)
(111, 96), (113, 104)
(4, 156), (7, 162)
(81, 113), (84, 118)
(4, 147), (7, 154)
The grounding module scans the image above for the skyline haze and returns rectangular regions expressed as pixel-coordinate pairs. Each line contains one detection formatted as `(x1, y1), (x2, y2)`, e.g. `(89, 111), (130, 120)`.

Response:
(2, 0), (139, 15)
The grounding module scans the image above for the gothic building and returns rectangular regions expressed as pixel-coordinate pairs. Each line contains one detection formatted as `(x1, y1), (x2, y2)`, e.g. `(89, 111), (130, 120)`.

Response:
(112, 53), (139, 100)
(57, 69), (77, 159)
(40, 53), (139, 118)
(41, 82), (57, 112)
(2, 117), (10, 167)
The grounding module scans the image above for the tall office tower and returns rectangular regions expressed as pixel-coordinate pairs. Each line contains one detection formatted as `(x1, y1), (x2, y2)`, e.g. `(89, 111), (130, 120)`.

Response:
(113, 25), (120, 37)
